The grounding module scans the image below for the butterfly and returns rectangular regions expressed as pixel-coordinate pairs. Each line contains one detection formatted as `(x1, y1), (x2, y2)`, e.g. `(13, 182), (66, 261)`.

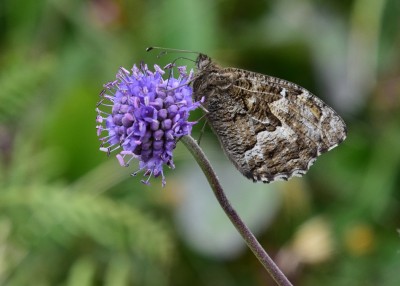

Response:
(192, 53), (347, 183)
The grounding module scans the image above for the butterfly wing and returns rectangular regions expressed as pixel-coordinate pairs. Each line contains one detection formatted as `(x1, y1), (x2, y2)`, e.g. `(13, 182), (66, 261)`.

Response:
(194, 65), (347, 183)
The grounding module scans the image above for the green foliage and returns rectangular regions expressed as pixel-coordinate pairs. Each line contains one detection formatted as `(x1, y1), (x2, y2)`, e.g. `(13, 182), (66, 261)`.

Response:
(0, 184), (173, 285)
(0, 57), (54, 123)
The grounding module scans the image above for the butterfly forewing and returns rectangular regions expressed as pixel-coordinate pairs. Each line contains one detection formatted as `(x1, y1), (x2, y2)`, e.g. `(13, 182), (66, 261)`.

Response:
(193, 54), (347, 183)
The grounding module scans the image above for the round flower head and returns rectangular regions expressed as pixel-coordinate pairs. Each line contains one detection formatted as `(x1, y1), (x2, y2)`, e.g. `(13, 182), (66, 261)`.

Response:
(96, 63), (201, 186)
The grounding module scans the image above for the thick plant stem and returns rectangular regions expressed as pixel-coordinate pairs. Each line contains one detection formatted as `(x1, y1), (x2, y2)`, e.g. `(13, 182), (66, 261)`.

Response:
(181, 135), (293, 286)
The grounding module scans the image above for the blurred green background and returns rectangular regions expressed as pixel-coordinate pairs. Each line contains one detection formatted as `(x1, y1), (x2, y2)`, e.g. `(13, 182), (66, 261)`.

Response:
(0, 0), (399, 285)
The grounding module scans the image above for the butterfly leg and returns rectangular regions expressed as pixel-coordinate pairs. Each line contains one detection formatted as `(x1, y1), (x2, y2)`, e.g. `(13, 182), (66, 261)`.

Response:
(196, 118), (209, 145)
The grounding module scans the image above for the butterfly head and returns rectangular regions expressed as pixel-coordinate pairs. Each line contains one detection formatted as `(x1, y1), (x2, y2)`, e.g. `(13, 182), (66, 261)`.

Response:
(196, 53), (213, 70)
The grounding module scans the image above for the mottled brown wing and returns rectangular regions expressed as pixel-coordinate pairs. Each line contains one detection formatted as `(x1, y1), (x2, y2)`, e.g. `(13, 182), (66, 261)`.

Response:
(195, 66), (347, 183)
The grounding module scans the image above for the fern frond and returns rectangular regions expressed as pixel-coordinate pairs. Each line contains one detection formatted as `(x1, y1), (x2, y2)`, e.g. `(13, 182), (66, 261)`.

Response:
(0, 184), (174, 284)
(0, 57), (54, 122)
(0, 185), (174, 266)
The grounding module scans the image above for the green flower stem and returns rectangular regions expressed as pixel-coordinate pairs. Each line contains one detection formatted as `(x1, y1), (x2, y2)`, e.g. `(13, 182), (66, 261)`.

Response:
(181, 135), (293, 286)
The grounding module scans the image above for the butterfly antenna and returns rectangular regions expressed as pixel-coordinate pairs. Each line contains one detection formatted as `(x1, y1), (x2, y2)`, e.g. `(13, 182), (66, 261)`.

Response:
(146, 46), (200, 55)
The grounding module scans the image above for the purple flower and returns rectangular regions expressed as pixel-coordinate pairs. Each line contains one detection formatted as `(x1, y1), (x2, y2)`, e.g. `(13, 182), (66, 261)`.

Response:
(96, 63), (201, 186)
